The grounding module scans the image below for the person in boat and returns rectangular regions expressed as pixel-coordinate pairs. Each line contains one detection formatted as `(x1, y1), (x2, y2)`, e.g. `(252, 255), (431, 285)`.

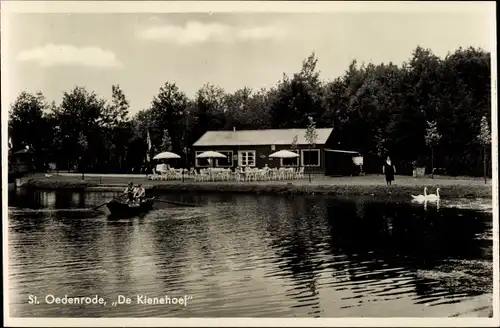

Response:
(134, 184), (146, 203)
(124, 181), (135, 203)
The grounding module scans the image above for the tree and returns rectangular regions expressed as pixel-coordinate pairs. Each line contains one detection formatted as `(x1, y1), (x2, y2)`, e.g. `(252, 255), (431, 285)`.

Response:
(105, 85), (131, 169)
(304, 116), (318, 182)
(425, 120), (442, 178)
(78, 131), (89, 180)
(224, 87), (273, 130)
(290, 134), (298, 151)
(150, 82), (190, 153)
(52, 86), (107, 170)
(269, 53), (324, 129)
(103, 84), (130, 126)
(8, 91), (53, 169)
(160, 129), (173, 152)
(477, 115), (491, 183)
(128, 109), (155, 167)
(374, 128), (388, 159)
(7, 45), (491, 177)
(194, 83), (228, 133)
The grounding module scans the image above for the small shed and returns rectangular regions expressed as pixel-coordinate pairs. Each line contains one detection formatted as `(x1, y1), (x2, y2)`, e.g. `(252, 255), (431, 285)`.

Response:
(324, 149), (363, 176)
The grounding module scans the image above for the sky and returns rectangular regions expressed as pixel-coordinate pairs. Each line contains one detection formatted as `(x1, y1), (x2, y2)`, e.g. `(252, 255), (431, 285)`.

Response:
(2, 2), (495, 117)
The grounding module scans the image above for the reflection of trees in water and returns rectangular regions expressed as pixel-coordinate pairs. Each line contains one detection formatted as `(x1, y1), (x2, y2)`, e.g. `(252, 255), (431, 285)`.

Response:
(322, 198), (492, 307)
(218, 196), (267, 269)
(262, 196), (327, 317)
(103, 219), (135, 293)
(68, 192), (86, 208)
(9, 188), (43, 209)
(8, 212), (47, 234)
(55, 191), (74, 208)
(325, 199), (490, 261)
(10, 189), (89, 209)
(149, 211), (195, 295)
(40, 191), (56, 208)
(8, 212), (48, 277)
(12, 211), (108, 302)
(8, 191), (493, 316)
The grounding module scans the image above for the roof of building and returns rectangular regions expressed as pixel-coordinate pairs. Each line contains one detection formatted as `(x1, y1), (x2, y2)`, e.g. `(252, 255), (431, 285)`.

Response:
(192, 128), (334, 147)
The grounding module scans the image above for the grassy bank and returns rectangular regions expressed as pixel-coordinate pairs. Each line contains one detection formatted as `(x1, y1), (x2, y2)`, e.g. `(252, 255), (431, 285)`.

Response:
(18, 174), (493, 199)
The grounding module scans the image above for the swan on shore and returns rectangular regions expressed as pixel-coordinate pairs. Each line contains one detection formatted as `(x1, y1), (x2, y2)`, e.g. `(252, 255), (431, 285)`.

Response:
(411, 187), (428, 201)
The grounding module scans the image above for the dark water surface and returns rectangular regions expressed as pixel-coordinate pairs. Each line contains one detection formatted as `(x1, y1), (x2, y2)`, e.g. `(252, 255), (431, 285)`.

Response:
(7, 189), (493, 317)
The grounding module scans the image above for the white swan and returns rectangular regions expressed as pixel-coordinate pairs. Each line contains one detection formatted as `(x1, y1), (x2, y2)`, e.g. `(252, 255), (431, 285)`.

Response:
(426, 188), (440, 201)
(411, 187), (428, 201)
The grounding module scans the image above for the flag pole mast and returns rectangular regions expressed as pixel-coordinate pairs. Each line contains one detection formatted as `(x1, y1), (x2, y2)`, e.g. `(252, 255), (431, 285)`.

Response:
(146, 128), (152, 173)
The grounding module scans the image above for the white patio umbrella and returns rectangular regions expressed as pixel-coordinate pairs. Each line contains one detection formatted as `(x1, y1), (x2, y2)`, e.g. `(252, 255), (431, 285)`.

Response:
(196, 151), (227, 168)
(269, 149), (300, 169)
(196, 151), (227, 159)
(269, 150), (300, 158)
(153, 151), (181, 160)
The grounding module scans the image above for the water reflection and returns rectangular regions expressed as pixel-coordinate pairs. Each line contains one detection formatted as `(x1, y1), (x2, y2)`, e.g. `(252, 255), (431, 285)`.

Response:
(7, 189), (493, 317)
(411, 198), (441, 212)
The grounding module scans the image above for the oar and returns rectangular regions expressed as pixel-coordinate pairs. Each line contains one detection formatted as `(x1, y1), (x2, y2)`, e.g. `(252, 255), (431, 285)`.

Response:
(153, 199), (199, 207)
(93, 193), (127, 211)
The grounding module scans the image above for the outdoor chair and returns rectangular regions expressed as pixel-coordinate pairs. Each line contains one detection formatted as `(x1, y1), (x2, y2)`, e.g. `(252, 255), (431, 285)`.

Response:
(220, 168), (232, 181)
(193, 171), (200, 182)
(261, 168), (271, 180)
(199, 169), (211, 182)
(193, 170), (206, 182)
(277, 168), (287, 180)
(245, 168), (257, 181)
(212, 169), (222, 181)
(172, 169), (183, 180)
(296, 167), (305, 179)
(148, 168), (161, 181)
(254, 169), (265, 181)
(269, 168), (279, 180)
(184, 168), (195, 179)
(159, 171), (170, 181)
(235, 170), (244, 182)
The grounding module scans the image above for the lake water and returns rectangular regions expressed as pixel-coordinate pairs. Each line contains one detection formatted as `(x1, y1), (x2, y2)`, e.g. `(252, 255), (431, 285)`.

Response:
(7, 189), (493, 317)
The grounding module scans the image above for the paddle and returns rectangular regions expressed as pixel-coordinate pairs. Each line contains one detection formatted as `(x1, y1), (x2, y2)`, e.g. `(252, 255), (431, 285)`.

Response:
(93, 193), (127, 211)
(153, 199), (199, 207)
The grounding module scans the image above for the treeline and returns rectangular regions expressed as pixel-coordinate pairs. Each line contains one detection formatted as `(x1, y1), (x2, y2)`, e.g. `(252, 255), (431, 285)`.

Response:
(8, 46), (492, 176)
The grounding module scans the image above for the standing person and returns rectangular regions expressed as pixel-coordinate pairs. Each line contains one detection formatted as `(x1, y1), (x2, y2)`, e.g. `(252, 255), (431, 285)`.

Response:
(382, 156), (396, 186)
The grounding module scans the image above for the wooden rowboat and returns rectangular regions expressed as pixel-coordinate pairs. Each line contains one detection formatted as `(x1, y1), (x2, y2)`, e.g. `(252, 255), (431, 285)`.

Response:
(106, 197), (156, 217)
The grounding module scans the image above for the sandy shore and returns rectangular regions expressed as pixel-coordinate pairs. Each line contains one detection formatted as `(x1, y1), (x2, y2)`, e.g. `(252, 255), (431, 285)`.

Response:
(17, 173), (493, 198)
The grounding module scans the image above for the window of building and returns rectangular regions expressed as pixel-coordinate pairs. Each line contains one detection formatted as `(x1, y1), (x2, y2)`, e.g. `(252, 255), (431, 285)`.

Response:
(301, 149), (320, 167)
(238, 150), (256, 167)
(281, 150), (299, 167)
(215, 150), (234, 167)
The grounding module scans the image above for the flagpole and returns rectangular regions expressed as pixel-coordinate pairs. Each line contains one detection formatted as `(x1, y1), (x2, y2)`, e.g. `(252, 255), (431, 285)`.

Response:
(146, 129), (152, 173)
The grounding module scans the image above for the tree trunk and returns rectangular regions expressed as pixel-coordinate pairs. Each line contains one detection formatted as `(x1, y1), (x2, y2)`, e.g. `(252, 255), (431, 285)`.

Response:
(308, 146), (312, 183)
(81, 154), (85, 180)
(484, 145), (487, 184)
(431, 147), (434, 179)
(182, 148), (188, 183)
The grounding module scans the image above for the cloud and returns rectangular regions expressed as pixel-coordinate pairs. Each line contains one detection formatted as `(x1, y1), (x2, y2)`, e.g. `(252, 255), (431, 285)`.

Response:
(137, 21), (289, 45)
(16, 44), (123, 68)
